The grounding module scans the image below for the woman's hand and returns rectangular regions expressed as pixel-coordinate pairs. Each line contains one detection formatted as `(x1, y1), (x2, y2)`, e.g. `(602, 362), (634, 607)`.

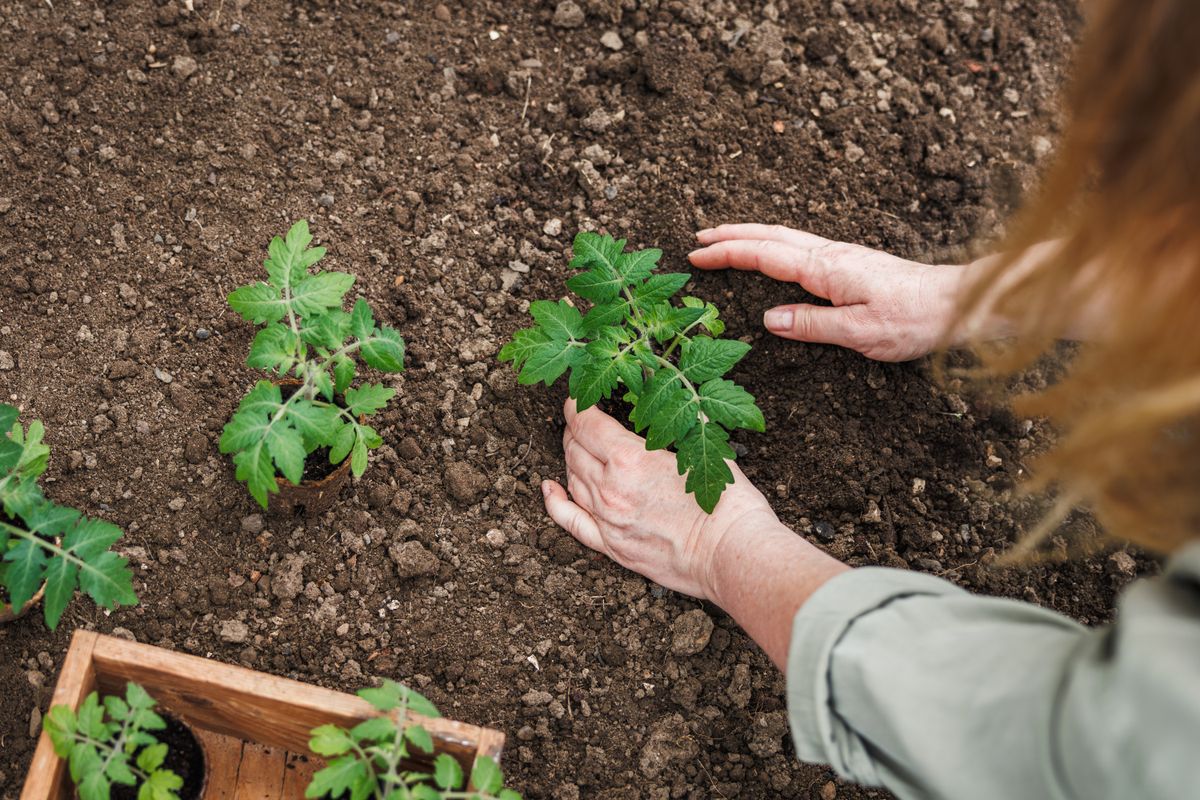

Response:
(689, 224), (971, 362)
(541, 399), (781, 603)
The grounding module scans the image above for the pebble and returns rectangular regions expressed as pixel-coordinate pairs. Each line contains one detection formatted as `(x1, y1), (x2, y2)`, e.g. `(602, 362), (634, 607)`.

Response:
(389, 540), (440, 578)
(813, 520), (836, 541)
(0, 351), (13, 371)
(542, 218), (563, 236)
(485, 529), (507, 549)
(433, 3), (451, 22)
(0, 198), (11, 214)
(154, 368), (173, 384)
(551, 0), (585, 28)
(219, 620), (249, 644)
(168, 497), (186, 512)
(640, 714), (698, 779)
(240, 514), (264, 534)
(600, 31), (623, 51)
(1107, 551), (1137, 577)
(195, 328), (210, 340)
(670, 609), (714, 656)
(444, 461), (488, 505)
(172, 55), (198, 80)
(317, 193), (335, 208)
(272, 554), (307, 601)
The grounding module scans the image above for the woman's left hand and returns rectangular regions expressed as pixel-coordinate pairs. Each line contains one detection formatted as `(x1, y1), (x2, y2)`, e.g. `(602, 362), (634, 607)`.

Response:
(541, 399), (781, 602)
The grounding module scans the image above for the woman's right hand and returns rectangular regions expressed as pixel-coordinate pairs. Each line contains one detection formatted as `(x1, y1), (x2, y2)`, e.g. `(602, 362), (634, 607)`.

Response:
(689, 224), (971, 362)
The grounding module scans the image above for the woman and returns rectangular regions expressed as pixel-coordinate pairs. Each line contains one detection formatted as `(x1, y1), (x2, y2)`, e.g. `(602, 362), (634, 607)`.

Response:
(540, 2), (1200, 798)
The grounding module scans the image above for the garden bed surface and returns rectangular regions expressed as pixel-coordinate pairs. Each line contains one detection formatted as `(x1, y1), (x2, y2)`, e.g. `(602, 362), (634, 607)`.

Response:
(0, 1), (1147, 798)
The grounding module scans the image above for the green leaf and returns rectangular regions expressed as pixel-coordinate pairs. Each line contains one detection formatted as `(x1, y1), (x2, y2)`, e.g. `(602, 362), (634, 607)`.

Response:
(140, 769), (184, 800)
(350, 437), (368, 477)
(300, 310), (351, 350)
(232, 444), (276, 509)
(641, 303), (707, 344)
(470, 756), (504, 794)
(565, 268), (624, 303)
(498, 328), (550, 370)
(682, 296), (724, 336)
(332, 357), (356, 395)
(678, 337), (751, 382)
(349, 716), (395, 743)
(360, 327), (406, 373)
(0, 404), (17, 433)
(247, 324), (301, 373)
(698, 379), (765, 432)
(0, 438), (22, 473)
(78, 769), (111, 800)
(41, 555), (79, 630)
(344, 384), (396, 417)
(350, 298), (375, 341)
(644, 391), (699, 451)
(498, 790), (523, 800)
(228, 283), (287, 325)
(329, 424), (355, 466)
(568, 352), (623, 412)
(617, 248), (662, 283)
(2, 536), (47, 612)
(136, 743), (168, 773)
(434, 752), (464, 790)
(628, 370), (687, 434)
(405, 723), (434, 754)
(290, 272), (356, 317)
(530, 299), (585, 340)
(45, 705), (77, 757)
(518, 340), (586, 387)
(633, 273), (690, 307)
(267, 424), (306, 486)
(676, 422), (737, 514)
(580, 299), (628, 335)
(75, 551), (137, 615)
(126, 682), (157, 710)
(285, 401), (342, 448)
(356, 680), (402, 711)
(219, 382), (284, 453)
(309, 724), (355, 757)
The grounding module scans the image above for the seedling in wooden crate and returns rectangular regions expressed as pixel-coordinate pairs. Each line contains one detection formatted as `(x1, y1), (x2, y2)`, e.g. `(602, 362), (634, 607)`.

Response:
(500, 232), (764, 512)
(0, 404), (136, 627)
(220, 220), (406, 512)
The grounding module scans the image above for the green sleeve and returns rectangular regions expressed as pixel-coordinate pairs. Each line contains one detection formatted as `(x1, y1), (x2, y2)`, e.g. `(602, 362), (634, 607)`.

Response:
(786, 544), (1200, 800)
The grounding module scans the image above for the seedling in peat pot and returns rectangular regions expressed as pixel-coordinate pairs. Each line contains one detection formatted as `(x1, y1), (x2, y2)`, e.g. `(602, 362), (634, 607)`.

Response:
(500, 232), (765, 512)
(306, 680), (521, 800)
(220, 220), (406, 509)
(45, 682), (184, 800)
(0, 404), (137, 628)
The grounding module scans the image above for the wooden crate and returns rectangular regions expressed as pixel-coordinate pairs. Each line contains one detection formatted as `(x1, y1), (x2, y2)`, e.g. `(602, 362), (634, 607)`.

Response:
(21, 631), (506, 800)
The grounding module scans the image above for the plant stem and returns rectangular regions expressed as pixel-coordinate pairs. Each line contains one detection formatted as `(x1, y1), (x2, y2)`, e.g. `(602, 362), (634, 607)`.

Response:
(0, 520), (95, 577)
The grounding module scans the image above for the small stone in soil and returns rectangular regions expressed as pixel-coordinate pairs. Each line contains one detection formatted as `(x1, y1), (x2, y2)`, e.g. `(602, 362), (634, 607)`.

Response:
(195, 328), (210, 340)
(670, 609), (714, 656)
(389, 540), (440, 578)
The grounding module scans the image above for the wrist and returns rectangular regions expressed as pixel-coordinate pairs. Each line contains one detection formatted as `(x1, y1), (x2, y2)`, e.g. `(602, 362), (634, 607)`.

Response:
(701, 508), (798, 609)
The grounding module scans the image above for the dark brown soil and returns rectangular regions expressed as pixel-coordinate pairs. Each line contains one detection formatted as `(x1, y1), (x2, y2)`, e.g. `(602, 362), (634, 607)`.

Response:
(111, 716), (205, 800)
(0, 1), (1154, 799)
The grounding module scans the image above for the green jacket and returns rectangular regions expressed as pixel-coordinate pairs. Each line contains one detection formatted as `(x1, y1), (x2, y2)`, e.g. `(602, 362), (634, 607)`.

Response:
(787, 542), (1200, 799)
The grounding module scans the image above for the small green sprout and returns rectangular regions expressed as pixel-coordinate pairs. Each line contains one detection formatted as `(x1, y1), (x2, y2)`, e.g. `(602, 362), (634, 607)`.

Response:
(219, 220), (406, 508)
(0, 404), (136, 629)
(306, 680), (520, 800)
(45, 682), (183, 800)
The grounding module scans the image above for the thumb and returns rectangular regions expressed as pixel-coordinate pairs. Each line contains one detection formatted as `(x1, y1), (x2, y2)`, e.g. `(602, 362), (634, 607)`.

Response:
(542, 480), (605, 553)
(763, 304), (860, 349)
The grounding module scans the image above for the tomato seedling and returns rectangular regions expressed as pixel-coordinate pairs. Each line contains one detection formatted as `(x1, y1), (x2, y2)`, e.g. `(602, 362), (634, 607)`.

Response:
(500, 231), (764, 512)
(220, 221), (406, 508)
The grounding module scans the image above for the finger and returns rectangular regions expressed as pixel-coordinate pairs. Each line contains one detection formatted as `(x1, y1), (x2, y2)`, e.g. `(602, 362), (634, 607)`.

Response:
(542, 480), (605, 554)
(564, 398), (643, 461)
(696, 223), (830, 250)
(763, 303), (863, 349)
(687, 239), (836, 299)
(563, 429), (604, 485)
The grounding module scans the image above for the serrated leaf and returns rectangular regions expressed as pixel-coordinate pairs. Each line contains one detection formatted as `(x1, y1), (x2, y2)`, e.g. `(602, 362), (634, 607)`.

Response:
(405, 723), (434, 754)
(309, 724), (355, 757)
(332, 357), (356, 395)
(300, 310), (351, 350)
(569, 231), (626, 273)
(518, 339), (586, 387)
(78, 769), (110, 800)
(305, 754), (372, 799)
(247, 324), (301, 373)
(410, 786), (440, 800)
(126, 682), (156, 710)
(291, 272), (355, 317)
(0, 404), (17, 433)
(232, 443), (276, 509)
(329, 424), (355, 466)
(471, 756), (504, 794)
(136, 743), (168, 774)
(0, 438), (22, 473)
(698, 379), (765, 432)
(23, 501), (81, 538)
(434, 752), (464, 790)
(2, 537), (47, 612)
(350, 298), (375, 340)
(228, 283), (287, 325)
(530, 299), (585, 341)
(498, 790), (523, 800)
(617, 248), (662, 283)
(678, 337), (751, 382)
(350, 437), (368, 477)
(76, 551), (137, 614)
(568, 353), (623, 412)
(682, 296), (724, 336)
(45, 705), (77, 756)
(344, 384), (395, 416)
(360, 327), (406, 373)
(267, 424), (306, 486)
(285, 401), (343, 448)
(140, 768), (183, 800)
(645, 392), (699, 451)
(580, 299), (628, 334)
(633, 273), (690, 307)
(628, 370), (687, 434)
(356, 680), (402, 711)
(676, 422), (737, 514)
(641, 303), (708, 344)
(565, 268), (624, 303)
(41, 555), (79, 630)
(498, 327), (550, 370)
(349, 716), (395, 743)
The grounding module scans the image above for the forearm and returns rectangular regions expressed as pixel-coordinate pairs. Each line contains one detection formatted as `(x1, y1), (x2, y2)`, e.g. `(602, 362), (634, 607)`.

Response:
(706, 512), (849, 670)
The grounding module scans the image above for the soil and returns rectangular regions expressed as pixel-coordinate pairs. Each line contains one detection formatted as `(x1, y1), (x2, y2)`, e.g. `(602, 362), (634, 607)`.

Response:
(111, 716), (206, 800)
(0, 1), (1156, 799)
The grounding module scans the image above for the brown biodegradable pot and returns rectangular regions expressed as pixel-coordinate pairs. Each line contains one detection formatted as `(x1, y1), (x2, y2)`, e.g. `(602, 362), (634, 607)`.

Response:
(266, 380), (357, 516)
(0, 582), (46, 624)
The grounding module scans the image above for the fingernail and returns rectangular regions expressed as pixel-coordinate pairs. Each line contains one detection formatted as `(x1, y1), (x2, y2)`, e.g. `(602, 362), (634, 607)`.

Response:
(764, 308), (793, 331)
(696, 228), (713, 238)
(541, 480), (552, 498)
(687, 248), (703, 259)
